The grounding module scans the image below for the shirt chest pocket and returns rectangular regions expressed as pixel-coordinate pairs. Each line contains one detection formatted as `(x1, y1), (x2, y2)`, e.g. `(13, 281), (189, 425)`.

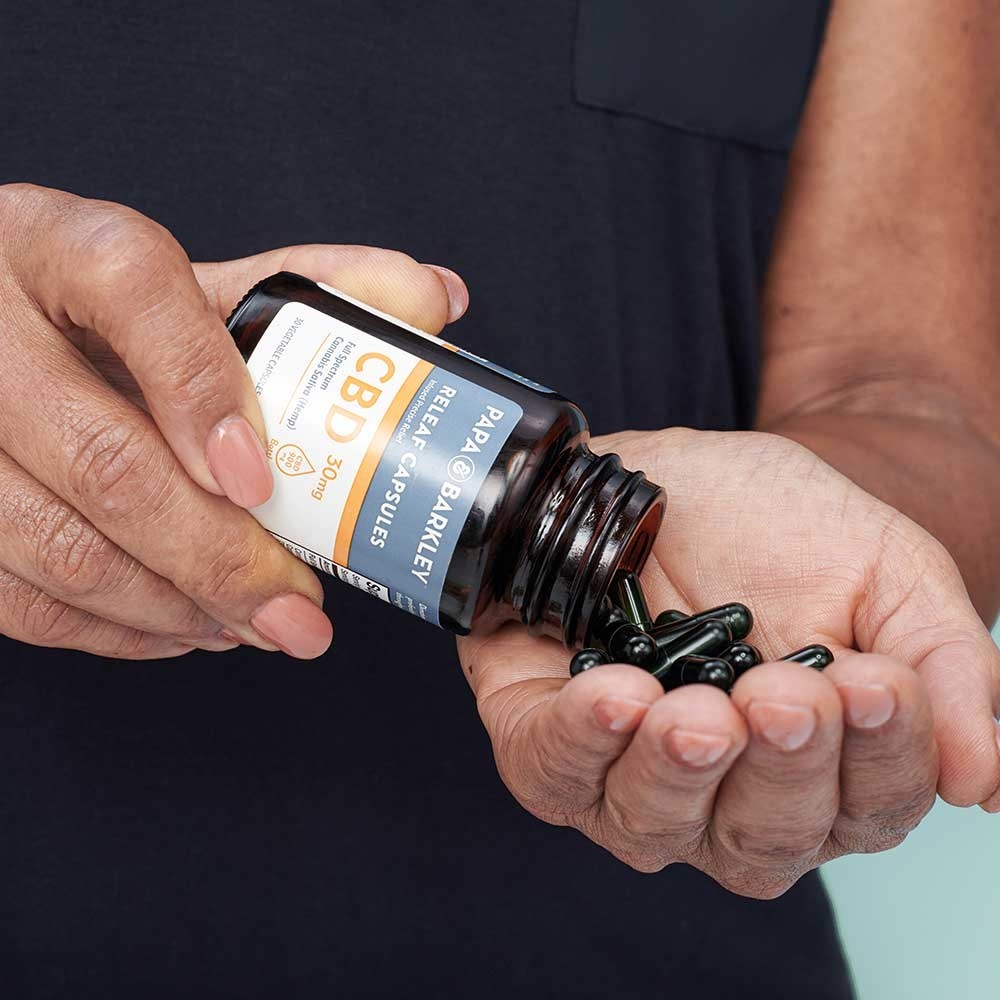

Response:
(573, 0), (831, 153)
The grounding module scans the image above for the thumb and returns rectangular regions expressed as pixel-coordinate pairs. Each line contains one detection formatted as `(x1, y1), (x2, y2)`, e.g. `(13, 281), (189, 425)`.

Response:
(194, 244), (467, 336)
(460, 624), (664, 820)
(856, 520), (1000, 808)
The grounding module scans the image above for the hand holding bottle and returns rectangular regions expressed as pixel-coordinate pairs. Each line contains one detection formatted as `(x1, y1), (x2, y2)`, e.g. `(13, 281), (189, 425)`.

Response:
(0, 184), (464, 658)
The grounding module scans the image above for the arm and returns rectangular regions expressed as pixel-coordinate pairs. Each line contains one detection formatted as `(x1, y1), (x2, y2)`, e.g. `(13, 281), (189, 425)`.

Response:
(758, 0), (1000, 622)
(456, 0), (1000, 898)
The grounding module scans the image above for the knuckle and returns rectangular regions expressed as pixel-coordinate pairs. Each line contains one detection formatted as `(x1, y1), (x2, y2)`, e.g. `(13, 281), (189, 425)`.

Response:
(90, 618), (157, 659)
(190, 530), (263, 608)
(0, 184), (71, 274)
(597, 794), (703, 871)
(717, 871), (799, 901)
(78, 204), (183, 302)
(716, 823), (825, 872)
(602, 787), (701, 846)
(0, 573), (77, 645)
(834, 797), (932, 855)
(62, 410), (174, 522)
(0, 182), (52, 221)
(0, 183), (32, 229)
(155, 339), (233, 415)
(576, 804), (673, 873)
(29, 495), (127, 597)
(170, 604), (221, 644)
(604, 842), (669, 875)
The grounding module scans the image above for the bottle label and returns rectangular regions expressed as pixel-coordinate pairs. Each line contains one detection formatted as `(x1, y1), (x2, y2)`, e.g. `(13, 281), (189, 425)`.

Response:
(245, 300), (523, 626)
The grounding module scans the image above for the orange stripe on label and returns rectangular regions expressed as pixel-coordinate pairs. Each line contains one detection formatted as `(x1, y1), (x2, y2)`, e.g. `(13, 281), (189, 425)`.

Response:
(333, 359), (435, 566)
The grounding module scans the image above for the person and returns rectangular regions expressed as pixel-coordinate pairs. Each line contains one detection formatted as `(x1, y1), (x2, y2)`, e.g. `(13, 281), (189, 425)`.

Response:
(1, 1), (998, 996)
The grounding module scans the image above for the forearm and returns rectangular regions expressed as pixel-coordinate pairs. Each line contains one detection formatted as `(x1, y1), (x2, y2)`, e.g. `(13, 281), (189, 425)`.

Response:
(757, 0), (1000, 620)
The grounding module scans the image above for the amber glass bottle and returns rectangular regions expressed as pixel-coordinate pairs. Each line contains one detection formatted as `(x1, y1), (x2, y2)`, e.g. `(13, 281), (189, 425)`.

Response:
(226, 272), (665, 647)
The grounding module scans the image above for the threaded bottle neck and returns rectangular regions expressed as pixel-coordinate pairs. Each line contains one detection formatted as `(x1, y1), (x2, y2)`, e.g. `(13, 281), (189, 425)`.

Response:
(510, 447), (665, 647)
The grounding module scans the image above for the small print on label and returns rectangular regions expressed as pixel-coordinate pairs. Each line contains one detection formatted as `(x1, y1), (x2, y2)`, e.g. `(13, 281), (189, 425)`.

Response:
(335, 565), (390, 604)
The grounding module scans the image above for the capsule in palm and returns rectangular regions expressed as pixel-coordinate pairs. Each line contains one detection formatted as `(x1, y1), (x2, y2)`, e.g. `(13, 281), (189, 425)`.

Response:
(651, 603), (753, 646)
(654, 609), (689, 628)
(722, 642), (762, 680)
(660, 655), (734, 692)
(570, 647), (610, 677)
(650, 620), (733, 682)
(588, 598), (630, 649)
(780, 645), (834, 670)
(609, 571), (653, 631)
(606, 623), (659, 669)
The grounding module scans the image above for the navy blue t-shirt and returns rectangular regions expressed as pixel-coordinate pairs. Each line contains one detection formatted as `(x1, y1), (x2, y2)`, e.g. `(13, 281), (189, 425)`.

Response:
(0, 2), (854, 997)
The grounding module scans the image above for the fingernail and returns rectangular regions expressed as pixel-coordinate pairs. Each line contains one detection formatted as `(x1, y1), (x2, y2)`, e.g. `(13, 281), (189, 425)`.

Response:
(425, 264), (469, 323)
(838, 683), (897, 729)
(250, 594), (333, 659)
(747, 701), (817, 751)
(663, 728), (731, 768)
(206, 416), (273, 509)
(593, 696), (651, 733)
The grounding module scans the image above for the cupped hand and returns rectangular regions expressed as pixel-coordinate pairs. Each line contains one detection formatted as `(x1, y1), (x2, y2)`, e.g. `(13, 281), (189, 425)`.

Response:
(459, 428), (1000, 897)
(0, 183), (465, 659)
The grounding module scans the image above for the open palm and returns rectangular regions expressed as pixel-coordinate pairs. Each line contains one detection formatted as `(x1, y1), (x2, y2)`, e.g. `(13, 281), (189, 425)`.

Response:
(458, 427), (1000, 897)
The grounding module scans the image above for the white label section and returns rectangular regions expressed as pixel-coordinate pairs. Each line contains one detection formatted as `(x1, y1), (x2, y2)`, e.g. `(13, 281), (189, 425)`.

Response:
(246, 301), (426, 572)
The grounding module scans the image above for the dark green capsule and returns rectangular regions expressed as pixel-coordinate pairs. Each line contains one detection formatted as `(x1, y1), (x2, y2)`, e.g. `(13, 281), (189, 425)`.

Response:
(700, 661), (735, 690)
(722, 642), (762, 680)
(606, 623), (658, 669)
(654, 609), (689, 628)
(589, 599), (629, 649)
(661, 656), (734, 692)
(650, 603), (753, 645)
(651, 620), (733, 681)
(569, 647), (610, 677)
(780, 645), (834, 670)
(610, 571), (653, 631)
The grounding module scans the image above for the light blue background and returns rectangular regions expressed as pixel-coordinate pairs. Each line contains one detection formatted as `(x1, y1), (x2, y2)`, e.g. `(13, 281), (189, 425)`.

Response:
(822, 621), (1000, 998)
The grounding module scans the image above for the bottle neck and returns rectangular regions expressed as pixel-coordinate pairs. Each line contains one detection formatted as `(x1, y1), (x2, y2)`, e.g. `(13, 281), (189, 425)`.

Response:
(509, 447), (665, 647)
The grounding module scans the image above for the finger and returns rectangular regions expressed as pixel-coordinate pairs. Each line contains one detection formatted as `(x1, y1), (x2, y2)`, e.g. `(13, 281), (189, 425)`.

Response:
(0, 450), (235, 650)
(0, 328), (331, 656)
(818, 653), (938, 861)
(0, 567), (195, 660)
(4, 184), (271, 506)
(855, 523), (1000, 807)
(194, 244), (465, 334)
(470, 624), (664, 821)
(596, 685), (747, 872)
(709, 662), (843, 899)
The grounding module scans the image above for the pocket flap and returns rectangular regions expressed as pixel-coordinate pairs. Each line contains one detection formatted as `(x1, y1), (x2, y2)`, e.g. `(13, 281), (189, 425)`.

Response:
(574, 0), (831, 152)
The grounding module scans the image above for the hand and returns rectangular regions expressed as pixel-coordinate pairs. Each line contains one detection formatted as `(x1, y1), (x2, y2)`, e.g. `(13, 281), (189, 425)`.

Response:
(458, 428), (1000, 898)
(0, 183), (466, 659)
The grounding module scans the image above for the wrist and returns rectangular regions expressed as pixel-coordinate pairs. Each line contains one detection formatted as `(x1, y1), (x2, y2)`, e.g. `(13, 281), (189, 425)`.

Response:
(761, 408), (1000, 623)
